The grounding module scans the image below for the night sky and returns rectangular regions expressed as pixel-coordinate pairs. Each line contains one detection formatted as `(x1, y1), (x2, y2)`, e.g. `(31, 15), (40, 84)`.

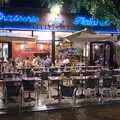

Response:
(9, 0), (46, 8)
(8, 0), (88, 15)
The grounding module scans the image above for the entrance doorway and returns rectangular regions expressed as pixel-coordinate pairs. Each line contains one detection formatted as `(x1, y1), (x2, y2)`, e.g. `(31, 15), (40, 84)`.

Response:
(89, 41), (117, 68)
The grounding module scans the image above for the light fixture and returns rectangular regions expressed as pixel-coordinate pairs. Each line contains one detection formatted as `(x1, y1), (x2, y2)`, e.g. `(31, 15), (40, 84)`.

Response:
(95, 44), (99, 49)
(50, 4), (61, 16)
(20, 44), (24, 50)
(59, 42), (63, 46)
(39, 44), (44, 50)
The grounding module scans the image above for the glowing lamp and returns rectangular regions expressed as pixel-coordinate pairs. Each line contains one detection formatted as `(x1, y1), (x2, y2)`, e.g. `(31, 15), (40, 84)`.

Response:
(20, 44), (24, 50)
(50, 4), (61, 16)
(39, 44), (44, 50)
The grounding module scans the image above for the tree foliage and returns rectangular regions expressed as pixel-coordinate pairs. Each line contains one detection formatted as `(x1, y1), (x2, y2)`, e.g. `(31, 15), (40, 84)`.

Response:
(39, 0), (120, 28)
(0, 0), (9, 7)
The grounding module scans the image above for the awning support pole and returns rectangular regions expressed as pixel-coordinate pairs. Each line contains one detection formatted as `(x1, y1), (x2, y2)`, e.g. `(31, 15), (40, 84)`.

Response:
(52, 31), (55, 65)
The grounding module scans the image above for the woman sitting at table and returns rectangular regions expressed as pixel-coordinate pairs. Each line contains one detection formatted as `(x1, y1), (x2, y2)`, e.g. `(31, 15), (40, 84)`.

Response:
(5, 58), (15, 72)
(16, 59), (24, 69)
(24, 57), (31, 68)
(32, 56), (39, 67)
(62, 57), (70, 66)
(44, 56), (52, 68)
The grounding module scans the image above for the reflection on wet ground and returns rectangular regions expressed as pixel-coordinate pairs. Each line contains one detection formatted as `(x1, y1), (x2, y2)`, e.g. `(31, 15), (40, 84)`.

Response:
(0, 104), (120, 120)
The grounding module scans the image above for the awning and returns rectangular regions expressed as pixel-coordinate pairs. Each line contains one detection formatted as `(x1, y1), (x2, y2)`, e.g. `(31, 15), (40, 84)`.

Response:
(0, 32), (36, 42)
(64, 28), (117, 42)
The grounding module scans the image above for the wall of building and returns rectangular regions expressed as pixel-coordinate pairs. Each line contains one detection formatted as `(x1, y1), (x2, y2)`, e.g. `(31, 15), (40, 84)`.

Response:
(12, 41), (50, 59)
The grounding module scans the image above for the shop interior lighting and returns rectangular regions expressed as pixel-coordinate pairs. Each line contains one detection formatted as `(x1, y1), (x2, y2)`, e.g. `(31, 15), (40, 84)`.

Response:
(20, 44), (24, 50)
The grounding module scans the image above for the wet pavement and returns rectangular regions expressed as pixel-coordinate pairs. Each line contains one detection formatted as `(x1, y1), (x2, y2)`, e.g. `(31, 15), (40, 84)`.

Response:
(0, 104), (120, 120)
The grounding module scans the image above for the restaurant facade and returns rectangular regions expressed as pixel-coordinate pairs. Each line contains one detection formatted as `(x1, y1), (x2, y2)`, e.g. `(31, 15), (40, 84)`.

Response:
(0, 7), (119, 63)
(0, 7), (120, 114)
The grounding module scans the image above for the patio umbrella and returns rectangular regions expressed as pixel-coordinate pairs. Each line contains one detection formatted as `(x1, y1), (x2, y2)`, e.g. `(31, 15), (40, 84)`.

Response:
(63, 28), (117, 49)
(63, 28), (116, 42)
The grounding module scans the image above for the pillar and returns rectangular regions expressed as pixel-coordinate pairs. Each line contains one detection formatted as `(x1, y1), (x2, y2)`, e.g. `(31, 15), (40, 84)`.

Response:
(52, 31), (55, 65)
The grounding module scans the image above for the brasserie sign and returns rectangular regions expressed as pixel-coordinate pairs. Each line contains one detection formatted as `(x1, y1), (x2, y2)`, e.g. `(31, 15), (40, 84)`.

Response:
(0, 12), (40, 23)
(72, 16), (110, 27)
(0, 11), (113, 32)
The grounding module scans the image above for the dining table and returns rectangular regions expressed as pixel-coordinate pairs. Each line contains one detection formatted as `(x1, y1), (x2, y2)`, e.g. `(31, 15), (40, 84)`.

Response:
(2, 71), (22, 80)
(49, 75), (99, 99)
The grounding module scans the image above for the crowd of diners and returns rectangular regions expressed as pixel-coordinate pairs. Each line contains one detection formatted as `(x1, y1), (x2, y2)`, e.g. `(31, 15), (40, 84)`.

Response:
(0, 55), (72, 72)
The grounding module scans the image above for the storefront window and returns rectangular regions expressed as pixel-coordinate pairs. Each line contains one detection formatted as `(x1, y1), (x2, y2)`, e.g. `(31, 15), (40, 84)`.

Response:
(0, 43), (8, 58)
(3, 43), (8, 58)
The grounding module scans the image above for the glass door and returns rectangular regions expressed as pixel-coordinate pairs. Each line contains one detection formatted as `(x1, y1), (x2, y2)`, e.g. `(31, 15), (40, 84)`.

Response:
(90, 41), (115, 68)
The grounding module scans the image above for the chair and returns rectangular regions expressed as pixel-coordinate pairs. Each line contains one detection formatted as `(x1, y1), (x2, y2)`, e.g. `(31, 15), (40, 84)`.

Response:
(3, 81), (22, 105)
(71, 71), (80, 76)
(21, 79), (39, 105)
(112, 81), (120, 89)
(40, 72), (49, 80)
(72, 79), (80, 88)
(102, 88), (113, 97)
(2, 72), (22, 105)
(85, 78), (98, 89)
(40, 72), (49, 93)
(85, 88), (97, 98)
(115, 89), (120, 97)
(26, 70), (34, 77)
(59, 84), (78, 104)
(50, 72), (61, 86)
(103, 77), (113, 88)
(23, 68), (31, 75)
(63, 71), (71, 77)
(111, 81), (120, 97)
(112, 70), (120, 76)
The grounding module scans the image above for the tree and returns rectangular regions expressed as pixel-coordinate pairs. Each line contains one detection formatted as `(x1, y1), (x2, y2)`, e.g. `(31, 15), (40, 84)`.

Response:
(0, 0), (9, 7)
(39, 0), (120, 28)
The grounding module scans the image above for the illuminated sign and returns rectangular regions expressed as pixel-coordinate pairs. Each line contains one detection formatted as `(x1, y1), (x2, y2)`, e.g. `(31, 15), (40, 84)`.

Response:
(0, 12), (40, 23)
(73, 16), (110, 27)
(49, 16), (64, 26)
(50, 18), (64, 25)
